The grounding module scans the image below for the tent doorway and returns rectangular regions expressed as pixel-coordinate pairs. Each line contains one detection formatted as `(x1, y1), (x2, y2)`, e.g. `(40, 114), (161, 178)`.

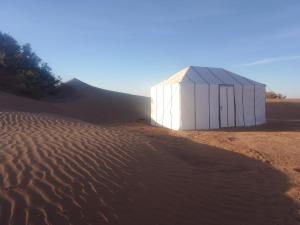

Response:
(219, 85), (235, 128)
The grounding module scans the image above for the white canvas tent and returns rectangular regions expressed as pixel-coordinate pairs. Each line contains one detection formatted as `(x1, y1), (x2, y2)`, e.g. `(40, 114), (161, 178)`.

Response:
(151, 66), (266, 130)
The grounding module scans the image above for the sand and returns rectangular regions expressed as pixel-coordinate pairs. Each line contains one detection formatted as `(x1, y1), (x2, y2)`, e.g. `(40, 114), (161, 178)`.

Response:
(0, 78), (150, 124)
(0, 82), (300, 225)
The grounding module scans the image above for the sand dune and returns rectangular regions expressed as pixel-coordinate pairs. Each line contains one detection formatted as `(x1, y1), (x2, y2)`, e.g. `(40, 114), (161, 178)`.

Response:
(0, 111), (298, 225)
(0, 87), (300, 224)
(0, 78), (149, 123)
(48, 78), (150, 123)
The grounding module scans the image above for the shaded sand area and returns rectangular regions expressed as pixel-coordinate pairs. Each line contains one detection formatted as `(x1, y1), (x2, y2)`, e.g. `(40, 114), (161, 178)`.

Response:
(0, 82), (300, 224)
(0, 78), (150, 124)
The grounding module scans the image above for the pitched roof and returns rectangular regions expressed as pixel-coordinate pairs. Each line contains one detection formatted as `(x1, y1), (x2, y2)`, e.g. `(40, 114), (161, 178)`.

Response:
(157, 66), (264, 86)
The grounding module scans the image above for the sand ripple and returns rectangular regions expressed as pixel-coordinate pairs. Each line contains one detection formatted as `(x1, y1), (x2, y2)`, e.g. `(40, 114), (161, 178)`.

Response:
(0, 112), (146, 225)
(0, 112), (298, 225)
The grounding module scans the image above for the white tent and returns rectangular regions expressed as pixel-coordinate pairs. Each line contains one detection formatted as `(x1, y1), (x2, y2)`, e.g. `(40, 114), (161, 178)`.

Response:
(151, 66), (266, 130)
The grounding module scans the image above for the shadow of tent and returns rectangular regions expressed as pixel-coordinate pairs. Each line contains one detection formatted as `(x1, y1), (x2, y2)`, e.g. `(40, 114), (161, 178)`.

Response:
(207, 120), (300, 132)
(113, 131), (300, 225)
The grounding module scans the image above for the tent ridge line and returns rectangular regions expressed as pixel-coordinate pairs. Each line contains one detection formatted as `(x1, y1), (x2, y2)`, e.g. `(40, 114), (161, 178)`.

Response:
(206, 67), (226, 84)
(222, 69), (243, 85)
(229, 71), (254, 85)
(184, 72), (195, 83)
(190, 66), (210, 84)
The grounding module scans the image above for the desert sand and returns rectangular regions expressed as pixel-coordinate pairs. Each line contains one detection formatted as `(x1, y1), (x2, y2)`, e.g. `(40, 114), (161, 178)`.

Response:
(0, 80), (299, 225)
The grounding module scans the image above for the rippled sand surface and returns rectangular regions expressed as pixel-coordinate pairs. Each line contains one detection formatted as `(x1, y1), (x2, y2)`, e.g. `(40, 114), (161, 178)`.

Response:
(0, 110), (299, 225)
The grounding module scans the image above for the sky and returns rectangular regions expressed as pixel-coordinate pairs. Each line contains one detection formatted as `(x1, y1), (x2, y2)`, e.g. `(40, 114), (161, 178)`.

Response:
(1, 0), (300, 97)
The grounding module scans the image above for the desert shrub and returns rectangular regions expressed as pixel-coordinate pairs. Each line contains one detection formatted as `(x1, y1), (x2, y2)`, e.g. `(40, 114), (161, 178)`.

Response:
(0, 31), (60, 98)
(266, 91), (286, 99)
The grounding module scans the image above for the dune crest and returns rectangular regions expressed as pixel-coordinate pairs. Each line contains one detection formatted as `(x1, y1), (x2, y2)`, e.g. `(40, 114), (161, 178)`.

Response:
(0, 78), (150, 123)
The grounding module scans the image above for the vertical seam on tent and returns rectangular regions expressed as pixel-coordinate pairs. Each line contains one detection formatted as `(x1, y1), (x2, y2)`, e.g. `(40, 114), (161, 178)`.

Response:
(254, 85), (256, 125)
(242, 86), (245, 126)
(223, 69), (242, 127)
(184, 74), (197, 130)
(194, 83), (196, 130)
(226, 87), (229, 127)
(206, 67), (226, 83)
(233, 86), (237, 127)
(191, 66), (210, 130)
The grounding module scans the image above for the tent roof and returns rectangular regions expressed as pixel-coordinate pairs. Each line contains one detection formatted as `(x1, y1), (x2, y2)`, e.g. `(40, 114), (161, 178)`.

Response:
(156, 66), (265, 86)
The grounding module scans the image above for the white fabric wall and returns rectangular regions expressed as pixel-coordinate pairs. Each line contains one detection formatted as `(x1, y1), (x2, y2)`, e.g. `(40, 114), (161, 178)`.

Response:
(209, 85), (219, 129)
(243, 85), (255, 126)
(180, 83), (195, 130)
(163, 84), (172, 129)
(234, 85), (245, 126)
(156, 85), (164, 126)
(219, 86), (228, 128)
(171, 84), (181, 130)
(151, 82), (265, 131)
(227, 86), (235, 127)
(150, 86), (157, 126)
(255, 85), (266, 125)
(195, 85), (210, 129)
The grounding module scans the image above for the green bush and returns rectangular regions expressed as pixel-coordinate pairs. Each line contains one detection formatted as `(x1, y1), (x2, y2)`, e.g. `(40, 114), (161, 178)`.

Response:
(0, 31), (60, 98)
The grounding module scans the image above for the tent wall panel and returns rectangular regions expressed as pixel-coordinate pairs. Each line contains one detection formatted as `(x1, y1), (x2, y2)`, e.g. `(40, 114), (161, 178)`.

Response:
(163, 84), (172, 129)
(234, 85), (244, 126)
(219, 86), (228, 128)
(150, 86), (157, 126)
(156, 85), (164, 127)
(171, 84), (181, 130)
(209, 85), (219, 129)
(243, 85), (255, 126)
(255, 85), (266, 125)
(195, 85), (210, 129)
(219, 85), (235, 128)
(227, 86), (235, 127)
(180, 83), (195, 130)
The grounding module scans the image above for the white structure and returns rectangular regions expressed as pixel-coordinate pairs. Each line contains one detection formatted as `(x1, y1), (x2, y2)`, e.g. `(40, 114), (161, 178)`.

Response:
(151, 66), (266, 130)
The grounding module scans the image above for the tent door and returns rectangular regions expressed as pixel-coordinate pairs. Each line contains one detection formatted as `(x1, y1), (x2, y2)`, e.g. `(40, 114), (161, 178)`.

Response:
(219, 85), (235, 128)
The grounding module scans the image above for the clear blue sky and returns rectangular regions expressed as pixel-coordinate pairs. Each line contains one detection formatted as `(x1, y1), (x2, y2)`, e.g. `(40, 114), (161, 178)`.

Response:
(1, 0), (300, 97)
